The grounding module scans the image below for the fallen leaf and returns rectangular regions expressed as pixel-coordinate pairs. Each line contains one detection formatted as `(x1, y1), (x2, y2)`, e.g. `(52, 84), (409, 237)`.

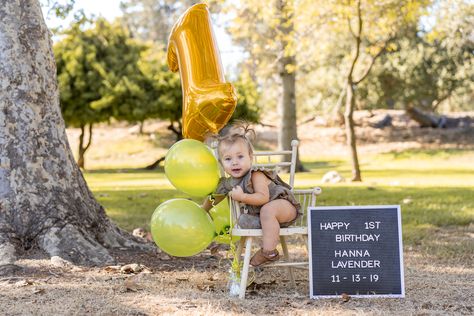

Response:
(208, 273), (220, 281)
(176, 277), (189, 281)
(160, 254), (172, 261)
(341, 293), (351, 302)
(120, 263), (144, 274)
(197, 283), (215, 292)
(50, 256), (73, 268)
(132, 227), (146, 238)
(15, 279), (33, 287)
(104, 265), (121, 273)
(32, 288), (45, 295)
(123, 277), (143, 292)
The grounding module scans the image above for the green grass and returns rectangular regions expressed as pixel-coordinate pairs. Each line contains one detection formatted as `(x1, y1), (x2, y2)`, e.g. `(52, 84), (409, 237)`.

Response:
(83, 148), (474, 254)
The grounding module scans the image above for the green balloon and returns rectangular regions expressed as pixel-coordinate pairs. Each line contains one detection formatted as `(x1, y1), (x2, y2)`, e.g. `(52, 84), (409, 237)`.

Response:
(208, 196), (240, 245)
(150, 199), (215, 257)
(165, 139), (219, 197)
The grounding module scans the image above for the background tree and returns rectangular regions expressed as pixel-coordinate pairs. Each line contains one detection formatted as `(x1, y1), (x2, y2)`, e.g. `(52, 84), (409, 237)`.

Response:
(55, 18), (147, 169)
(0, 0), (148, 269)
(301, 0), (429, 181)
(231, 69), (261, 124)
(220, 0), (306, 170)
(361, 0), (473, 126)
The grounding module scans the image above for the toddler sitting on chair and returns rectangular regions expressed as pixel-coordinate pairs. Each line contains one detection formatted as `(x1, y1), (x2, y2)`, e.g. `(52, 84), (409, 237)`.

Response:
(203, 123), (300, 267)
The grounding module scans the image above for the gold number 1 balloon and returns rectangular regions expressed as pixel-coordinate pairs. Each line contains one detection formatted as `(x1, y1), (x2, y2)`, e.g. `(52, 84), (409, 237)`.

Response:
(167, 3), (237, 141)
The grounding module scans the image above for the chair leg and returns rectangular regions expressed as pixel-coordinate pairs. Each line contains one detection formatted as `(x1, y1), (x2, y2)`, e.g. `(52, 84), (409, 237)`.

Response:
(302, 234), (309, 254)
(280, 236), (296, 287)
(239, 237), (253, 299)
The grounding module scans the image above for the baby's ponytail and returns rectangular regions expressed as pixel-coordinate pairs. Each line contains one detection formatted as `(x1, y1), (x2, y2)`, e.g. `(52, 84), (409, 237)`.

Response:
(212, 121), (256, 157)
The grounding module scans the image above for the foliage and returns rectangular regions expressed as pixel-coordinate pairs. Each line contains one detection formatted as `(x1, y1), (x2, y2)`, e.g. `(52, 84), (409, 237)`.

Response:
(40, 0), (76, 19)
(54, 18), (160, 168)
(231, 69), (261, 123)
(55, 18), (147, 128)
(358, 0), (474, 112)
(111, 47), (183, 125)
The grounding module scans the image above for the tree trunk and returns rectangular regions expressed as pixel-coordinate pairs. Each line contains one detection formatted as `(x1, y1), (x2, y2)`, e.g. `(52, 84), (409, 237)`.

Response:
(276, 0), (305, 172)
(406, 106), (473, 128)
(0, 0), (150, 268)
(77, 123), (93, 169)
(144, 156), (166, 170)
(144, 121), (182, 170)
(342, 0), (363, 182)
(405, 106), (448, 128)
(344, 84), (362, 181)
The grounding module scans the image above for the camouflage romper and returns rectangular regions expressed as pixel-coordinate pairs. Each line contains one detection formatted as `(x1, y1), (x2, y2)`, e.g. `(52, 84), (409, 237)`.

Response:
(215, 167), (301, 229)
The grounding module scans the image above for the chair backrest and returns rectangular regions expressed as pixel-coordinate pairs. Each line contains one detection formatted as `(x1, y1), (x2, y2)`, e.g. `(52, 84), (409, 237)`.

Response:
(248, 140), (322, 228)
(251, 139), (298, 188)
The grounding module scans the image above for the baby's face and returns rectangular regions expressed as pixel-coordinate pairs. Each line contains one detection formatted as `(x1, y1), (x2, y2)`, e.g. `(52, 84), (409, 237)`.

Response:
(219, 139), (252, 178)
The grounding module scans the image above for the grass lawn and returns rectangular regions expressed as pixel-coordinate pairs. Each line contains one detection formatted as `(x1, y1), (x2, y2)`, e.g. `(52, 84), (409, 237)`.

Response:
(84, 147), (474, 258)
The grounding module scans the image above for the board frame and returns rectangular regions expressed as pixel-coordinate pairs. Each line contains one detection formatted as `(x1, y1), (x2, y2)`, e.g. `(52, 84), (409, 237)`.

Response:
(308, 205), (405, 299)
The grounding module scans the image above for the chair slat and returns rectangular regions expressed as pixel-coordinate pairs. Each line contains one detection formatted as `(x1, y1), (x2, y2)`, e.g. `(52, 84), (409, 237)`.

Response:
(254, 162), (292, 168)
(253, 151), (292, 156)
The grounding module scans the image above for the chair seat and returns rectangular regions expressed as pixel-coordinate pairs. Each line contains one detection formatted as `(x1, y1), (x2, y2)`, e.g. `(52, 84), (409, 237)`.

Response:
(232, 226), (308, 236)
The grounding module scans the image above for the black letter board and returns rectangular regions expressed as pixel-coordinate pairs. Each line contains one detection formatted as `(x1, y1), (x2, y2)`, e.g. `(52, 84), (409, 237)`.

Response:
(308, 205), (404, 298)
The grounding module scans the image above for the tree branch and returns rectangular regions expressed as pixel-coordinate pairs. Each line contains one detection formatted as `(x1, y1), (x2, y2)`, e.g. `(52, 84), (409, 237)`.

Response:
(432, 93), (452, 111)
(347, 17), (357, 39)
(347, 0), (362, 80)
(353, 41), (388, 85)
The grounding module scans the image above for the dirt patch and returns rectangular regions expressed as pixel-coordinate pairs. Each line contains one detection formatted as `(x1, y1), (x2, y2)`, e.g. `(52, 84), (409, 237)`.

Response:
(1, 226), (473, 315)
(255, 110), (474, 157)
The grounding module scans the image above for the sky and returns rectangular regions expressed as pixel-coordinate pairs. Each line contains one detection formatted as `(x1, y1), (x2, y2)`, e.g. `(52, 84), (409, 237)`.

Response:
(41, 0), (242, 75)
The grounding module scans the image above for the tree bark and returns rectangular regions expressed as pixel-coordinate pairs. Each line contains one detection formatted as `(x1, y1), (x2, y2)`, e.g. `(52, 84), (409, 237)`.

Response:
(276, 0), (306, 172)
(0, 0), (150, 268)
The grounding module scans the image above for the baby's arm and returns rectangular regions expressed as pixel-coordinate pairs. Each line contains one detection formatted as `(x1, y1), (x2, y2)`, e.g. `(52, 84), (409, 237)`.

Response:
(202, 194), (226, 212)
(231, 171), (270, 206)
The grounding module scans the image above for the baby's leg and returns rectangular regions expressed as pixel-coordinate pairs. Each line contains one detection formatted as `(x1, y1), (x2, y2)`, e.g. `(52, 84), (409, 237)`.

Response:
(259, 199), (297, 251)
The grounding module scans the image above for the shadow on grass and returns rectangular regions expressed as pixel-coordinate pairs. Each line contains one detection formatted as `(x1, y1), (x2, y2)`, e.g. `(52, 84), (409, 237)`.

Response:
(95, 189), (203, 231)
(303, 160), (345, 170)
(85, 167), (163, 174)
(381, 147), (473, 159)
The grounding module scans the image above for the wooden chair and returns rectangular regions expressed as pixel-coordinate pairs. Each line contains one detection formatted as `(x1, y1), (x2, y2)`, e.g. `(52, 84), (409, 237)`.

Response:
(229, 140), (321, 299)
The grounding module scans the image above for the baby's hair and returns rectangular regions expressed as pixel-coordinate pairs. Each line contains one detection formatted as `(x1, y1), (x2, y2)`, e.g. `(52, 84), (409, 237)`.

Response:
(210, 121), (256, 158)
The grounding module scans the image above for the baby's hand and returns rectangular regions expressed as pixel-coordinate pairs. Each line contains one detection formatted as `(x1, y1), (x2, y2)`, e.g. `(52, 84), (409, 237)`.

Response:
(230, 186), (245, 202)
